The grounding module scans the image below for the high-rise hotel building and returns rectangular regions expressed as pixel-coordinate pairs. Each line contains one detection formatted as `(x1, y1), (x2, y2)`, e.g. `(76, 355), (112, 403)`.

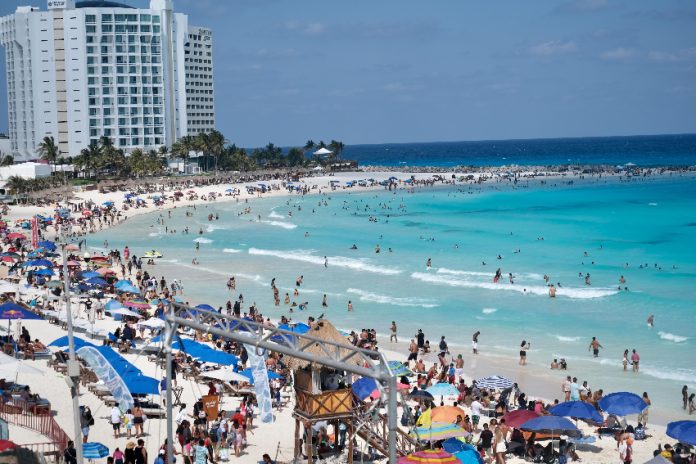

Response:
(0, 0), (214, 160)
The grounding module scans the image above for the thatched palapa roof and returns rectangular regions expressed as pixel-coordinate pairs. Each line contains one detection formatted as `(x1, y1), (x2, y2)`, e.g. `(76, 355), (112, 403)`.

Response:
(285, 319), (366, 371)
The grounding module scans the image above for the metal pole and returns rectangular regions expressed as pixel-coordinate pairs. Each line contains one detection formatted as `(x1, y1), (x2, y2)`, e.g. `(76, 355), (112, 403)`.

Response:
(61, 238), (83, 464)
(387, 375), (397, 464)
(165, 304), (175, 464)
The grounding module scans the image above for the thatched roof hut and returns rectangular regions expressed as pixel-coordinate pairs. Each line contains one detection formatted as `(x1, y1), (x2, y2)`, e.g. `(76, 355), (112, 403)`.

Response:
(285, 319), (363, 371)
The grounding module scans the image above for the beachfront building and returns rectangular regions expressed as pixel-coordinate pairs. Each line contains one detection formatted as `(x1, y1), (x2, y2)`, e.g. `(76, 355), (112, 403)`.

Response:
(184, 26), (214, 135)
(0, 0), (214, 161)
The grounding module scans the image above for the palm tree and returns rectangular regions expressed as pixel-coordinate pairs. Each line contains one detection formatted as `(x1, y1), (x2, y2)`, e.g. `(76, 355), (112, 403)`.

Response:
(286, 147), (306, 167)
(75, 142), (102, 178)
(303, 140), (315, 155)
(4, 175), (27, 204)
(38, 136), (60, 175)
(0, 154), (13, 166)
(207, 130), (226, 173)
(171, 135), (195, 174)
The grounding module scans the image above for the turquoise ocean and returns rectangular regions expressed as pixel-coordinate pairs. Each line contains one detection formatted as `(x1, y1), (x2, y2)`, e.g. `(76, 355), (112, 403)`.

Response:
(90, 172), (696, 422)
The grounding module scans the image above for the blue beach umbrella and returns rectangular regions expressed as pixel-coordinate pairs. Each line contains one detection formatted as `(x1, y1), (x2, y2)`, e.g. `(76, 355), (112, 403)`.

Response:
(598, 392), (647, 416)
(666, 420), (696, 446)
(352, 377), (380, 400)
(102, 201), (114, 206)
(82, 442), (109, 460)
(23, 259), (53, 268)
(426, 383), (460, 397)
(37, 240), (57, 251)
(48, 335), (98, 350)
(520, 416), (581, 438)
(34, 268), (54, 276)
(116, 284), (140, 294)
(195, 303), (217, 312)
(442, 439), (484, 464)
(80, 271), (101, 279)
(549, 401), (603, 423)
(85, 277), (108, 287)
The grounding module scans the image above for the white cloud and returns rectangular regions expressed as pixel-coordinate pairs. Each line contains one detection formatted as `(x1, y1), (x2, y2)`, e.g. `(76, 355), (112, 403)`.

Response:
(529, 40), (577, 56)
(284, 21), (328, 37)
(648, 48), (696, 63)
(600, 47), (639, 61)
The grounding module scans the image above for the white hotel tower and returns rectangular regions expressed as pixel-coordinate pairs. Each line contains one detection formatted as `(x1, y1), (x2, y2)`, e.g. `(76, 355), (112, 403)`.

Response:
(0, 0), (214, 160)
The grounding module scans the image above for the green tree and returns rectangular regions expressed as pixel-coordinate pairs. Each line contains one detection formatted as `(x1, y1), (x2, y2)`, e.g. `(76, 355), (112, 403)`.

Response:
(286, 147), (306, 167)
(38, 136), (60, 175)
(0, 154), (13, 166)
(4, 175), (27, 204)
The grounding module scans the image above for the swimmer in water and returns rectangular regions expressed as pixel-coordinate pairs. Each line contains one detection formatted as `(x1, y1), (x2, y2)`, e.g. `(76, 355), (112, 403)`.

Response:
(350, 244), (358, 250)
(426, 258), (431, 269)
(647, 314), (654, 328)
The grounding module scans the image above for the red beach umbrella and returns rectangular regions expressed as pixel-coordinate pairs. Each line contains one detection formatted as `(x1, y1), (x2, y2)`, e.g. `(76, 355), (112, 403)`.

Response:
(503, 409), (540, 428)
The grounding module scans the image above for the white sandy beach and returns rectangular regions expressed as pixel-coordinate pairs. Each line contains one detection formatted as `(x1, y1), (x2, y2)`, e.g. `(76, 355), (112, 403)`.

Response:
(2, 169), (691, 464)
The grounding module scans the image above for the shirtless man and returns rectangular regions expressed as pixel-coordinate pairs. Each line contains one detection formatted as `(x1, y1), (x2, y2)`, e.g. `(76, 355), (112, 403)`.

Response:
(407, 339), (418, 364)
(588, 337), (604, 358)
(472, 331), (480, 355)
(390, 321), (398, 342)
(453, 354), (465, 381)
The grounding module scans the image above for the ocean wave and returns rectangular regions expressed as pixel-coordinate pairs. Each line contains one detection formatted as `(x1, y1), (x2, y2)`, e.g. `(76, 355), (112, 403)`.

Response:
(648, 202), (658, 206)
(641, 366), (696, 383)
(482, 308), (497, 314)
(412, 272), (618, 299)
(438, 267), (543, 281)
(658, 331), (688, 343)
(193, 237), (213, 244)
(261, 220), (297, 230)
(268, 211), (286, 220)
(148, 232), (161, 237)
(248, 248), (402, 275)
(346, 288), (438, 308)
(554, 335), (581, 343)
(223, 248), (241, 253)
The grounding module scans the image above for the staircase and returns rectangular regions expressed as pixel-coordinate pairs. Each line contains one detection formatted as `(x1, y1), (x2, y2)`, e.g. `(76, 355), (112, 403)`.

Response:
(353, 405), (420, 458)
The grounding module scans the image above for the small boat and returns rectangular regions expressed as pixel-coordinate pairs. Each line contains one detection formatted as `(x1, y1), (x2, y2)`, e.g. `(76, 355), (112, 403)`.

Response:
(143, 251), (163, 259)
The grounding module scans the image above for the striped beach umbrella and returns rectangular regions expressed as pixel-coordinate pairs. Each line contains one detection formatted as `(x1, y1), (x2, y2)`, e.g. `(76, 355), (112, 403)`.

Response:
(82, 442), (109, 460)
(398, 449), (461, 464)
(474, 375), (513, 390)
(410, 422), (471, 442)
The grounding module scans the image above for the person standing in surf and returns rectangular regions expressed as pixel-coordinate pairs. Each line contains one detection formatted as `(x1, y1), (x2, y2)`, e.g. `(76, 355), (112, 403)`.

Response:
(519, 340), (530, 366)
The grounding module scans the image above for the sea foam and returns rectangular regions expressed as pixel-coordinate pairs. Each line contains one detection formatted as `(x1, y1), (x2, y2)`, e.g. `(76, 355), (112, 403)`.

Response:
(261, 220), (297, 230)
(412, 272), (618, 299)
(482, 308), (497, 314)
(193, 237), (213, 244)
(347, 288), (438, 308)
(223, 248), (241, 253)
(268, 211), (286, 220)
(249, 248), (402, 275)
(658, 331), (688, 343)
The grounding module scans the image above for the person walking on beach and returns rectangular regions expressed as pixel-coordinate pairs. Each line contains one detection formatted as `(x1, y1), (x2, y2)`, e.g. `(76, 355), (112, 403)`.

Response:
(472, 331), (480, 355)
(562, 376), (571, 401)
(407, 339), (418, 364)
(631, 349), (640, 372)
(390, 321), (397, 342)
(588, 337), (603, 357)
(519, 340), (530, 366)
(110, 403), (122, 438)
(416, 329), (425, 352)
(683, 386), (689, 410)
(638, 392), (651, 427)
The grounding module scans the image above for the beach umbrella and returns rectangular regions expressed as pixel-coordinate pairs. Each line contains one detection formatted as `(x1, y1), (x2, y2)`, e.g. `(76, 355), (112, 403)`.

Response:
(388, 360), (413, 377)
(0, 440), (17, 452)
(666, 420), (696, 446)
(123, 300), (150, 310)
(643, 456), (672, 464)
(475, 375), (513, 390)
(6, 233), (26, 240)
(138, 318), (165, 329)
(37, 240), (56, 251)
(431, 406), (467, 424)
(48, 335), (97, 350)
(96, 268), (115, 276)
(427, 383), (460, 397)
(409, 389), (434, 401)
(0, 252), (20, 258)
(65, 244), (80, 251)
(117, 285), (141, 294)
(82, 442), (109, 460)
(114, 280), (134, 288)
(549, 401), (603, 423)
(442, 440), (484, 464)
(502, 409), (539, 428)
(34, 268), (54, 276)
(352, 377), (380, 400)
(0, 352), (44, 377)
(85, 277), (108, 287)
(102, 201), (114, 206)
(398, 449), (461, 464)
(201, 369), (251, 383)
(24, 259), (53, 267)
(66, 260), (81, 266)
(105, 300), (123, 310)
(520, 416), (581, 438)
(80, 271), (100, 279)
(598, 392), (647, 416)
(410, 422), (470, 441)
(195, 303), (217, 312)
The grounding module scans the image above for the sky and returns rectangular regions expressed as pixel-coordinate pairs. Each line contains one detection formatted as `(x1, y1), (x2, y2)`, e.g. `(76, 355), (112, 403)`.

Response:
(0, 0), (695, 147)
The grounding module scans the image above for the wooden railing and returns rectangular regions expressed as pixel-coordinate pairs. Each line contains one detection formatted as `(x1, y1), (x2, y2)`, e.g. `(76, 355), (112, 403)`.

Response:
(0, 399), (70, 460)
(294, 388), (354, 418)
(353, 404), (420, 458)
